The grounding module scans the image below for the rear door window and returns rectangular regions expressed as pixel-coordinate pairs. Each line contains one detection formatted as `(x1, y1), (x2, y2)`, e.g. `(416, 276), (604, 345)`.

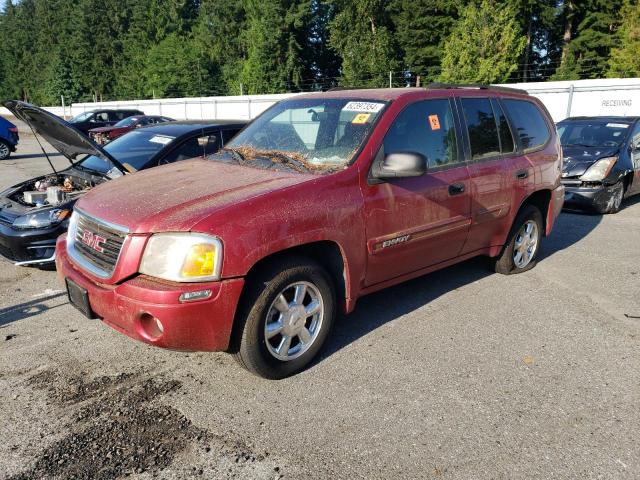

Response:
(383, 98), (460, 169)
(460, 98), (500, 160)
(502, 99), (550, 152)
(91, 112), (109, 123)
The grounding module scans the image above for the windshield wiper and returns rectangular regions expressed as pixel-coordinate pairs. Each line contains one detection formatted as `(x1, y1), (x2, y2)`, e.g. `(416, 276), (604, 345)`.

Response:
(565, 143), (595, 148)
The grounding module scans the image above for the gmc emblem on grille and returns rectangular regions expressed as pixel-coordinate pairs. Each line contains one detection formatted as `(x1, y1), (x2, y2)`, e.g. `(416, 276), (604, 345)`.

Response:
(81, 230), (107, 253)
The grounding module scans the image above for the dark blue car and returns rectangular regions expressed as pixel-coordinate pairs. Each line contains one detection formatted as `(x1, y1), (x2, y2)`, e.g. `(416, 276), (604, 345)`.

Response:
(0, 115), (19, 159)
(558, 116), (640, 214)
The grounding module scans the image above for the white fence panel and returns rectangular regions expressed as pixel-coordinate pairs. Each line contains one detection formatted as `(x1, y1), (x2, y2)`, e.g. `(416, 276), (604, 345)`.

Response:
(2, 78), (640, 124)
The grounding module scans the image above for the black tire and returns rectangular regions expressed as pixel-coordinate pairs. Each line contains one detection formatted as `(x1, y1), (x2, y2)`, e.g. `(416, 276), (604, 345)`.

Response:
(0, 140), (11, 160)
(231, 256), (336, 379)
(597, 181), (624, 215)
(491, 204), (543, 275)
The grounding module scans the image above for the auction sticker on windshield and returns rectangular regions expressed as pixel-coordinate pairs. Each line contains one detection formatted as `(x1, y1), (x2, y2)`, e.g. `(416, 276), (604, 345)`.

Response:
(606, 123), (629, 128)
(342, 101), (385, 113)
(149, 135), (174, 145)
(351, 113), (371, 124)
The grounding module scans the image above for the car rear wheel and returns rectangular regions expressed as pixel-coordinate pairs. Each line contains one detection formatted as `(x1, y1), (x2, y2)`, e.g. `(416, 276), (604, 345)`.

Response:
(491, 205), (543, 275)
(231, 257), (336, 379)
(598, 181), (624, 214)
(0, 140), (11, 160)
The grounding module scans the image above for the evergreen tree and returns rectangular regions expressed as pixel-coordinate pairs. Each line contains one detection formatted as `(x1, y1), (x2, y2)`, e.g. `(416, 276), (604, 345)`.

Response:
(305, 0), (341, 89)
(329, 0), (400, 88)
(439, 0), (526, 84)
(607, 0), (640, 78)
(195, 0), (247, 95)
(552, 0), (623, 80)
(391, 0), (460, 82)
(512, 0), (559, 82)
(143, 34), (205, 98)
(240, 0), (313, 94)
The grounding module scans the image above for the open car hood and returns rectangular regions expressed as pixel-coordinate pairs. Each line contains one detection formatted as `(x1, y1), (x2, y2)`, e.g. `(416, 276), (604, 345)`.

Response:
(3, 100), (126, 175)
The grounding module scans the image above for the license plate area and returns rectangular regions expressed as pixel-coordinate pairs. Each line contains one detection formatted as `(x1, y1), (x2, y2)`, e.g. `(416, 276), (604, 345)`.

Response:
(65, 278), (97, 319)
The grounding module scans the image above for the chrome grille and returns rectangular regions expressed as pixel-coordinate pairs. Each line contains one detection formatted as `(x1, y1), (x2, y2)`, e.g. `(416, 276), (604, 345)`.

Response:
(72, 212), (127, 276)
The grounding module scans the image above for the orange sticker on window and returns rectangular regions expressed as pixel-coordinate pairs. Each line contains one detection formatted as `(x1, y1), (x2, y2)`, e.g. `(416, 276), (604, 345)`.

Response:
(429, 114), (441, 130)
(352, 113), (371, 124)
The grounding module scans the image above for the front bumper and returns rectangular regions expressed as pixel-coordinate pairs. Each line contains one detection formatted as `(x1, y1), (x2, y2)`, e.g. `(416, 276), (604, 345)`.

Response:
(0, 219), (63, 265)
(55, 237), (245, 352)
(562, 182), (617, 212)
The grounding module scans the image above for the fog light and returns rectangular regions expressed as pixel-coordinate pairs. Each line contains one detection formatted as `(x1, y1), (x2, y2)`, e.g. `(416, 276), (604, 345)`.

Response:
(139, 312), (164, 339)
(179, 289), (212, 303)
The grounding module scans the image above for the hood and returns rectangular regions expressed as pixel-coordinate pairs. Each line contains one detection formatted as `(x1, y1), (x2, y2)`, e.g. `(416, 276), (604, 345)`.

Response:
(561, 145), (620, 177)
(76, 159), (315, 233)
(3, 100), (127, 175)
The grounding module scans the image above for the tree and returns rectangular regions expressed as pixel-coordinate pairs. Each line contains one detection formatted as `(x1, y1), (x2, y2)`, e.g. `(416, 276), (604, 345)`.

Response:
(142, 34), (206, 98)
(391, 0), (460, 82)
(512, 0), (559, 82)
(195, 0), (247, 95)
(439, 0), (526, 84)
(240, 0), (314, 94)
(329, 0), (400, 88)
(607, 0), (640, 78)
(552, 0), (624, 80)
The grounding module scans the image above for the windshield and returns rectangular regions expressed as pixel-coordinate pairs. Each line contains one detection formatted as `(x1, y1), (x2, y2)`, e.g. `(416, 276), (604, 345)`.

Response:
(223, 98), (387, 173)
(558, 121), (631, 148)
(78, 130), (175, 173)
(114, 116), (139, 127)
(70, 111), (93, 123)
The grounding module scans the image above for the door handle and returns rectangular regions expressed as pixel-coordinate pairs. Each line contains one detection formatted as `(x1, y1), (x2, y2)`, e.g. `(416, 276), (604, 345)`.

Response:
(516, 169), (529, 180)
(448, 183), (465, 195)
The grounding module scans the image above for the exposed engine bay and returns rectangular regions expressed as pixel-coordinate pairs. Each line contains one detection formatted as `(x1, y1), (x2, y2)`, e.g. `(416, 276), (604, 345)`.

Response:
(10, 174), (100, 207)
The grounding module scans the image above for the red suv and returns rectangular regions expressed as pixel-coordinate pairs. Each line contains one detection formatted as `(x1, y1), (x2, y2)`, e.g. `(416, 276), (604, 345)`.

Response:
(56, 86), (564, 378)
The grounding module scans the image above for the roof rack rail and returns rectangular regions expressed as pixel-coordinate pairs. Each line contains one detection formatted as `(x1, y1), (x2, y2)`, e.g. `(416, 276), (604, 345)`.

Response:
(427, 82), (528, 95)
(326, 86), (370, 92)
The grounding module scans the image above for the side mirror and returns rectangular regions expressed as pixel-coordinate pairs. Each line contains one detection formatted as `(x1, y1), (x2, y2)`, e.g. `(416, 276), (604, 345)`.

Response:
(372, 152), (428, 179)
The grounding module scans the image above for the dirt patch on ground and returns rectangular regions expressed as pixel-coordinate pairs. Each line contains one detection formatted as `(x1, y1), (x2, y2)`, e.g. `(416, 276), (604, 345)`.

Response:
(10, 369), (284, 480)
(11, 371), (203, 479)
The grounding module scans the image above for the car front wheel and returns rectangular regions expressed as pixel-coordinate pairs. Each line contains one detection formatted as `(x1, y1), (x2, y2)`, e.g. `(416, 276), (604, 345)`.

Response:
(491, 205), (543, 275)
(232, 257), (336, 379)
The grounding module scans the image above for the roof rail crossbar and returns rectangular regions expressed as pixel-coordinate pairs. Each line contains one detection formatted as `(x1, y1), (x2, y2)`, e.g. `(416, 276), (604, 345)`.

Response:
(427, 82), (527, 95)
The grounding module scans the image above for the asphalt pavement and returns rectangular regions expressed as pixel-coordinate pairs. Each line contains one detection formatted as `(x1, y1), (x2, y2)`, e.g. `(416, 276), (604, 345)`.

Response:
(1, 123), (639, 479)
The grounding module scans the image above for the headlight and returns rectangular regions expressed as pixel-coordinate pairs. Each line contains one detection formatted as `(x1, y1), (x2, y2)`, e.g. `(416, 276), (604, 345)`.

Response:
(139, 233), (223, 282)
(580, 157), (617, 182)
(12, 209), (70, 229)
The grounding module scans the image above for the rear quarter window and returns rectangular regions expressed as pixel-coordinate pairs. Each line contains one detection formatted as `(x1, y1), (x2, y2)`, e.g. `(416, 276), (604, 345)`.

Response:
(502, 99), (550, 152)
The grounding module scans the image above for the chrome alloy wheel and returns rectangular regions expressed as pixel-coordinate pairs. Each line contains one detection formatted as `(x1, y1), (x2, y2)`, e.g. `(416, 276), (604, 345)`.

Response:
(513, 220), (539, 269)
(264, 281), (324, 361)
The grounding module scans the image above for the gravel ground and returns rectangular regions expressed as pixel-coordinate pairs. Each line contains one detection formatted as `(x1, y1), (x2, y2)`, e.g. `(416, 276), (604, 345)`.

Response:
(1, 123), (639, 479)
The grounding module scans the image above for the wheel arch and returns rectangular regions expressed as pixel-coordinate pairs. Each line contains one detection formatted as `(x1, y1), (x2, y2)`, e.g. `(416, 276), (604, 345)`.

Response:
(239, 240), (348, 313)
(515, 189), (552, 236)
